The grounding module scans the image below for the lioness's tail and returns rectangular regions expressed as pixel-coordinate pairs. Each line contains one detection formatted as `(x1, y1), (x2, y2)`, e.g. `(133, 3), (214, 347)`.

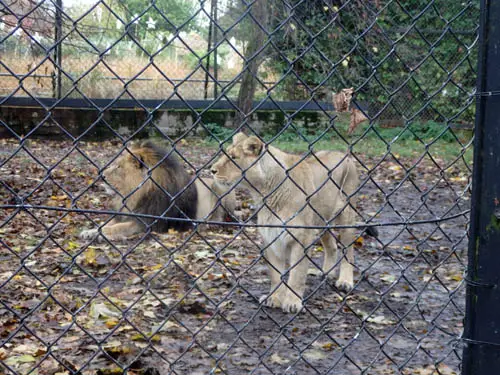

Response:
(364, 226), (379, 238)
(339, 154), (359, 197)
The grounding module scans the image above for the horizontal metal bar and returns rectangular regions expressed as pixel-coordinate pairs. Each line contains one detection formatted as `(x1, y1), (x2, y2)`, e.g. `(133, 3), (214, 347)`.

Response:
(0, 73), (276, 85)
(0, 96), (337, 111)
(0, 204), (470, 230)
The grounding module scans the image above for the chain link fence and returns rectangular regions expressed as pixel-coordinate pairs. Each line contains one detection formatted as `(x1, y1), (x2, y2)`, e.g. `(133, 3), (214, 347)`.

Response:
(0, 0), (479, 374)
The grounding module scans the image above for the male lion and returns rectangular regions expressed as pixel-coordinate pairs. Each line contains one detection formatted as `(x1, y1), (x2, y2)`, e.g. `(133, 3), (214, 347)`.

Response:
(211, 133), (361, 313)
(80, 141), (237, 241)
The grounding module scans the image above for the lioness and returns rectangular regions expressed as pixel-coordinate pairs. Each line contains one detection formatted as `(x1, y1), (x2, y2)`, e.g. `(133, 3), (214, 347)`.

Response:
(211, 133), (360, 313)
(80, 141), (237, 241)
(196, 177), (238, 224)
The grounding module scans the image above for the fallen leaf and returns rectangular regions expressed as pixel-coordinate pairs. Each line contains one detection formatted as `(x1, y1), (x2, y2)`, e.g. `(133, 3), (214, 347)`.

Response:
(322, 342), (336, 351)
(105, 346), (132, 355)
(148, 264), (163, 271)
(152, 321), (179, 333)
(66, 241), (79, 251)
(105, 318), (120, 329)
(89, 302), (121, 320)
(304, 349), (327, 361)
(367, 315), (396, 325)
(102, 340), (122, 348)
(5, 354), (36, 365)
(83, 247), (97, 266)
(448, 274), (463, 282)
(380, 273), (397, 283)
(430, 235), (443, 241)
(194, 249), (212, 259)
(50, 195), (69, 201)
(131, 333), (161, 342)
(269, 353), (290, 365)
(354, 236), (364, 247)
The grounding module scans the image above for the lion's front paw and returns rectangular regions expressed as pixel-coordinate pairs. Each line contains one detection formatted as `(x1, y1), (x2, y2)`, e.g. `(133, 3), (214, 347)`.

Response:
(281, 293), (303, 314)
(335, 278), (354, 292)
(79, 229), (128, 242)
(79, 228), (100, 241)
(259, 293), (283, 309)
(322, 266), (339, 280)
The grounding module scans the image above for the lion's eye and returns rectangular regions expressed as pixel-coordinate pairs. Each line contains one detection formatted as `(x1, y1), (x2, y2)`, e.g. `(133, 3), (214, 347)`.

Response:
(229, 154), (238, 160)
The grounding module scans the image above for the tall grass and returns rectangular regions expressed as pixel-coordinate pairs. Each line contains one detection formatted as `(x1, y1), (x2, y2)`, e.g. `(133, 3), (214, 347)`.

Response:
(0, 52), (247, 99)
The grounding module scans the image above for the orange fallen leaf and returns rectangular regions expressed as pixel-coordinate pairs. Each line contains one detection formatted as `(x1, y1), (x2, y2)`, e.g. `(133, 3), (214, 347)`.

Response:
(105, 318), (120, 329)
(354, 236), (364, 246)
(50, 195), (69, 201)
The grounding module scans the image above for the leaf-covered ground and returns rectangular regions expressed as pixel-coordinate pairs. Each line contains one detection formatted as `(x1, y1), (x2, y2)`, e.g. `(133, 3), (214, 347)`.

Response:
(0, 138), (470, 375)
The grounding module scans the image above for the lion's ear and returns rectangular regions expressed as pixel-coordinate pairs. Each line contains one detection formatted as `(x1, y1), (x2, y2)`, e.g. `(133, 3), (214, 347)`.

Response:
(232, 132), (248, 144)
(129, 140), (142, 149)
(243, 136), (263, 156)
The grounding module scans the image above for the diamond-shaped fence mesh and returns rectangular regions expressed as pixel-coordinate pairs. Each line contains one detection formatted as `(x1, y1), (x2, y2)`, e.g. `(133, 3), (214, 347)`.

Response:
(0, 0), (479, 374)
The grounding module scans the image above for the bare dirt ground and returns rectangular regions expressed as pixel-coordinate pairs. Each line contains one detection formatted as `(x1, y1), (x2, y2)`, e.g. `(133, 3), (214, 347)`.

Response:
(0, 138), (470, 375)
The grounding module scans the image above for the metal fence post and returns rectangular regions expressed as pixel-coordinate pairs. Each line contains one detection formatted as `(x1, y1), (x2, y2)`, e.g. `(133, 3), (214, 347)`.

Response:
(53, 0), (63, 99)
(203, 0), (213, 100)
(462, 0), (500, 373)
(212, 0), (218, 99)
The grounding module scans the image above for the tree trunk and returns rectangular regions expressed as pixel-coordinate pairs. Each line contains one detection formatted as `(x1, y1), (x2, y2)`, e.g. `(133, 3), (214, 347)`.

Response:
(234, 0), (268, 129)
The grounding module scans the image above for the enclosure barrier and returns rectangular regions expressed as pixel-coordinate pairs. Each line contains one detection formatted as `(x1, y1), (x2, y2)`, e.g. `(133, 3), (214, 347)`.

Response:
(462, 0), (500, 373)
(0, 0), (486, 374)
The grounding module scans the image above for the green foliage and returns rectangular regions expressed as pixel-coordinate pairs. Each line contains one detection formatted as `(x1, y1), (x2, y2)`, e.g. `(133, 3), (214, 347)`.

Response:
(182, 50), (207, 70)
(263, 124), (327, 144)
(204, 123), (235, 142)
(258, 0), (479, 123)
(65, 0), (199, 56)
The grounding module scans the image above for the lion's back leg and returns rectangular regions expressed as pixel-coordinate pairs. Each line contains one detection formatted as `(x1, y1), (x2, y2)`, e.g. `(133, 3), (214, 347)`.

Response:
(335, 205), (356, 292)
(320, 230), (339, 279)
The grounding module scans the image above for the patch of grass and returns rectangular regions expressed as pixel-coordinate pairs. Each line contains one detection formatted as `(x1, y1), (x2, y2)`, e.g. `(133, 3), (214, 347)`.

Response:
(200, 119), (473, 164)
(271, 137), (472, 163)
